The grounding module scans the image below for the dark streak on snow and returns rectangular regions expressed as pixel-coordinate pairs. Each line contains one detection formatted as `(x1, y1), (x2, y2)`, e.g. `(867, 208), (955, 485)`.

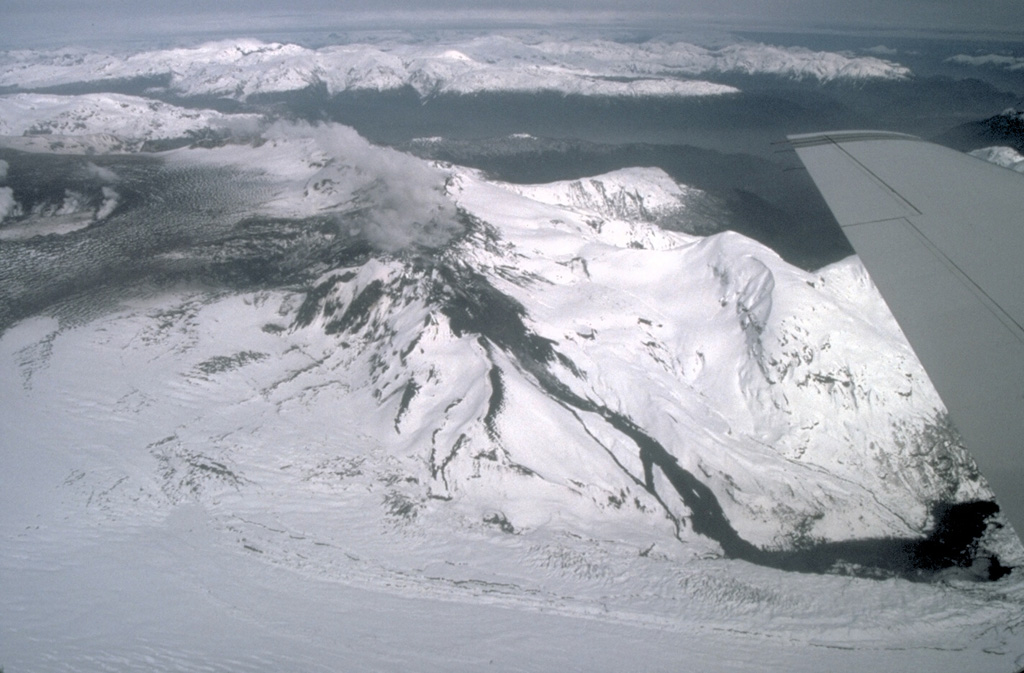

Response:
(325, 279), (385, 335)
(433, 263), (1010, 581)
(394, 377), (419, 432)
(282, 212), (1009, 580)
(484, 365), (504, 441)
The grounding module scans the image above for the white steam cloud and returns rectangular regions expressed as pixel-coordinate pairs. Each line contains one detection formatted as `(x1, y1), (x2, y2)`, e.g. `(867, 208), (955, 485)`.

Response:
(96, 186), (119, 220)
(272, 122), (461, 251)
(0, 187), (21, 222)
(306, 125), (460, 251)
(175, 121), (462, 251)
(81, 162), (120, 184)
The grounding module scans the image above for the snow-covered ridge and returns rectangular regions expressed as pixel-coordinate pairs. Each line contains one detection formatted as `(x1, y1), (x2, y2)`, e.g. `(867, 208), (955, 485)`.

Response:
(529, 39), (910, 81)
(969, 145), (1024, 172)
(0, 93), (262, 146)
(0, 36), (910, 101)
(496, 167), (703, 227)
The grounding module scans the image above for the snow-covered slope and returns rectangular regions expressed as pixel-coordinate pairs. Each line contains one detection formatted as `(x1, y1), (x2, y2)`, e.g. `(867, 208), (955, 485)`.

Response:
(0, 93), (261, 140)
(0, 93), (262, 154)
(970, 144), (1024, 172)
(434, 165), (990, 548)
(498, 167), (700, 224)
(2, 122), (1022, 672)
(0, 35), (910, 101)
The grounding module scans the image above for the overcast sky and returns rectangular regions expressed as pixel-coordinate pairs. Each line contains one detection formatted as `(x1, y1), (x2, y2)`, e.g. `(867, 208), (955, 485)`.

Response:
(3, 0), (1024, 49)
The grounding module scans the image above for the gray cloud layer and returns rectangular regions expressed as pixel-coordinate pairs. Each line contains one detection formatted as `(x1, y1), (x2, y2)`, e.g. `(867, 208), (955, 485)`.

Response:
(4, 0), (1023, 48)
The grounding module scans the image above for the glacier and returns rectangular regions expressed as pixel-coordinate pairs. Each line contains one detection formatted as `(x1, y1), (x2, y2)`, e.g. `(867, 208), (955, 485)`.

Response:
(2, 115), (1024, 672)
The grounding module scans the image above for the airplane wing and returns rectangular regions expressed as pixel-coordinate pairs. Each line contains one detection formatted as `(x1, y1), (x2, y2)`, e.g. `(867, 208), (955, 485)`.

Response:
(789, 130), (1024, 539)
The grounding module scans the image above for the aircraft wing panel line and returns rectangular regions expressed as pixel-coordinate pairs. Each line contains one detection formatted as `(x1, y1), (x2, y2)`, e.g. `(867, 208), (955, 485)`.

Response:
(897, 215), (1024, 345)
(824, 137), (923, 217)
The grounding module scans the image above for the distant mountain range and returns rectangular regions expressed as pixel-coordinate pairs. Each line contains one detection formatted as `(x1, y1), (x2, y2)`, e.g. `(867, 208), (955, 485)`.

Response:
(0, 36), (910, 101)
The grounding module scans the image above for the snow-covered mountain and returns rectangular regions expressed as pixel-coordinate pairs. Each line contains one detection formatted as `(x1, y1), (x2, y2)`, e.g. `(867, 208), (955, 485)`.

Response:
(0, 93), (261, 148)
(970, 145), (1024, 172)
(3, 118), (1022, 672)
(0, 35), (910, 101)
(497, 166), (698, 222)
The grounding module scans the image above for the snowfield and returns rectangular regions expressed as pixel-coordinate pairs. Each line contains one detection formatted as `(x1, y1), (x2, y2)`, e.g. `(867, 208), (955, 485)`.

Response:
(2, 119), (1023, 672)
